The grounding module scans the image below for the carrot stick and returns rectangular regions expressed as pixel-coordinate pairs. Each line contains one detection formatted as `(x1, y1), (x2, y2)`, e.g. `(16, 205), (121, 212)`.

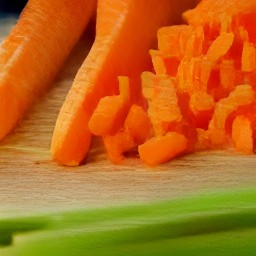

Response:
(0, 0), (96, 141)
(51, 0), (197, 166)
(138, 132), (187, 166)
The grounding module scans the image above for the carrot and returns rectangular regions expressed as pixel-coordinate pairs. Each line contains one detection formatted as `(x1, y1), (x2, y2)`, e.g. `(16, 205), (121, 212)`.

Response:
(103, 129), (136, 165)
(138, 132), (187, 166)
(241, 41), (256, 72)
(183, 0), (256, 27)
(51, 0), (198, 166)
(124, 104), (153, 145)
(142, 73), (182, 136)
(189, 91), (215, 129)
(45, 0), (256, 166)
(0, 0), (96, 141)
(206, 32), (234, 63)
(88, 77), (130, 136)
(103, 103), (153, 164)
(208, 84), (255, 146)
(232, 115), (253, 154)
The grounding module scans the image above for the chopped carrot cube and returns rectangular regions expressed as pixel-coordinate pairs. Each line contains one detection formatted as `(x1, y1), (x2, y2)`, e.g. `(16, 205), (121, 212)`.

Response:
(138, 132), (187, 166)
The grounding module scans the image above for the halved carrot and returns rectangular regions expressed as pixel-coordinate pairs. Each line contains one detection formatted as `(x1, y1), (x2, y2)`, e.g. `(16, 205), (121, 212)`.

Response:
(51, 0), (197, 166)
(138, 132), (187, 166)
(0, 0), (96, 140)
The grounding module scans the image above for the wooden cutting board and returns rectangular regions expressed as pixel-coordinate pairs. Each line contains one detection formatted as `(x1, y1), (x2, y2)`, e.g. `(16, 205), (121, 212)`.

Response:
(0, 20), (256, 218)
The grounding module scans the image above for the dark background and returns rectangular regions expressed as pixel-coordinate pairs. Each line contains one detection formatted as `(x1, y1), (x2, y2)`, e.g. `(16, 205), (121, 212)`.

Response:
(0, 0), (28, 13)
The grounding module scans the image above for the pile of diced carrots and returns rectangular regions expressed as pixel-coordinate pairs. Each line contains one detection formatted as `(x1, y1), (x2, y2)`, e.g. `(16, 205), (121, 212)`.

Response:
(1, 0), (256, 167)
(88, 0), (256, 166)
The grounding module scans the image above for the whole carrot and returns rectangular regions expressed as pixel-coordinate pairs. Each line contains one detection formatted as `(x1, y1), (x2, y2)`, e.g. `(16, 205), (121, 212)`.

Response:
(0, 0), (96, 141)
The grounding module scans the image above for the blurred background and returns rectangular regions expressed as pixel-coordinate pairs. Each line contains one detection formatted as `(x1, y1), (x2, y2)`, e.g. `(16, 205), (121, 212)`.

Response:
(0, 0), (27, 14)
(0, 0), (28, 39)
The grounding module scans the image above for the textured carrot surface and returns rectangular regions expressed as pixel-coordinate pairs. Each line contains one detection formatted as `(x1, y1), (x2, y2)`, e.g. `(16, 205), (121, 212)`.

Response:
(0, 0), (96, 140)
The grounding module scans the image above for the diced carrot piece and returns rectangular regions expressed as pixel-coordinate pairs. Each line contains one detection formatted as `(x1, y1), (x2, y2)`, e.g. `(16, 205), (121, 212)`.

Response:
(219, 60), (236, 94)
(103, 129), (135, 164)
(146, 75), (182, 136)
(184, 26), (204, 57)
(141, 71), (156, 101)
(232, 12), (256, 45)
(163, 57), (181, 77)
(176, 57), (204, 93)
(138, 132), (187, 166)
(195, 128), (211, 151)
(232, 115), (253, 154)
(157, 25), (193, 58)
(183, 0), (256, 27)
(149, 50), (167, 75)
(88, 96), (126, 136)
(124, 104), (153, 145)
(241, 41), (256, 72)
(208, 84), (255, 146)
(189, 91), (215, 129)
(206, 32), (234, 63)
(88, 76), (130, 136)
(0, 0), (96, 141)
(51, 0), (197, 166)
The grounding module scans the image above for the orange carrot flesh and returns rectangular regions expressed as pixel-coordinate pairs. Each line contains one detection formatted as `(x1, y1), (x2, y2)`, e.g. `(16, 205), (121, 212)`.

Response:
(124, 104), (153, 145)
(142, 73), (182, 136)
(138, 132), (187, 166)
(88, 77), (130, 136)
(208, 84), (255, 146)
(0, 0), (96, 141)
(51, 0), (197, 166)
(232, 115), (253, 154)
(206, 32), (234, 63)
(88, 96), (125, 136)
(241, 41), (256, 72)
(103, 129), (136, 164)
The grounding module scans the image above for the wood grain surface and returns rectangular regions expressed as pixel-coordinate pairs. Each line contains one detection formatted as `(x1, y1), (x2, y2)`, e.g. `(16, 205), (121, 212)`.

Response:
(0, 21), (255, 218)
